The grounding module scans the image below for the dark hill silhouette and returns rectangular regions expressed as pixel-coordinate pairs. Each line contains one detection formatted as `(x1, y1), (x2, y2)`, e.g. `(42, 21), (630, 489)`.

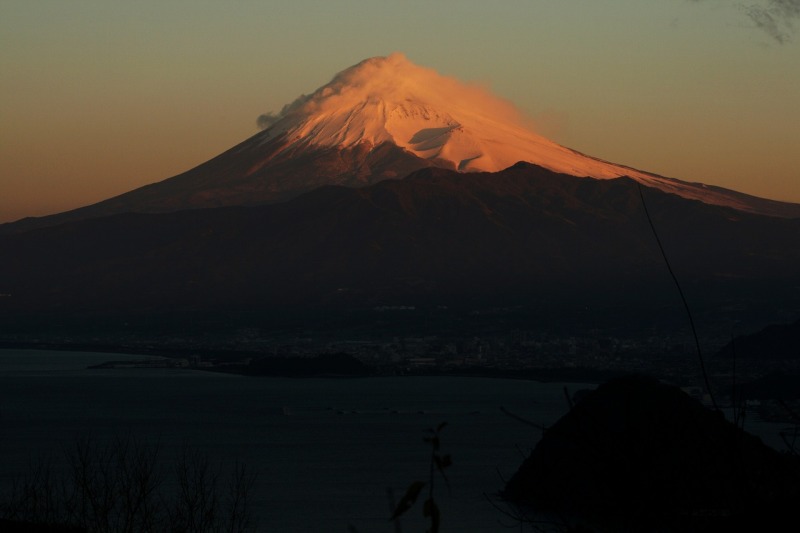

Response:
(502, 376), (800, 531)
(717, 318), (800, 360)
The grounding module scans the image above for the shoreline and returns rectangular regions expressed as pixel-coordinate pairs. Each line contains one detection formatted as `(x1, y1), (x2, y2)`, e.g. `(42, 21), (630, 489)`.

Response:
(0, 341), (615, 384)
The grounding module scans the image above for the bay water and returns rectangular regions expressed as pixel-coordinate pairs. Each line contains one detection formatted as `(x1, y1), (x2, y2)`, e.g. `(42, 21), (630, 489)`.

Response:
(0, 350), (789, 532)
(0, 350), (586, 532)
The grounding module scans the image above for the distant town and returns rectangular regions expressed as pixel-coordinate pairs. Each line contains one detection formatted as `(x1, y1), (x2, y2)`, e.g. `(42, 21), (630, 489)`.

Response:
(5, 321), (798, 419)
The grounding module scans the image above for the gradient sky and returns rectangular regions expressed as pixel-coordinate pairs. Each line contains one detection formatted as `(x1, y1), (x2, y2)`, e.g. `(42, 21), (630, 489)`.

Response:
(2, 0), (799, 223)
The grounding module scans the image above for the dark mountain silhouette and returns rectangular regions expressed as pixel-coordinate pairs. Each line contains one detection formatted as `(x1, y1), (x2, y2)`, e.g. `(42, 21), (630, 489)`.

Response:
(717, 318), (800, 360)
(715, 319), (800, 402)
(2, 164), (799, 337)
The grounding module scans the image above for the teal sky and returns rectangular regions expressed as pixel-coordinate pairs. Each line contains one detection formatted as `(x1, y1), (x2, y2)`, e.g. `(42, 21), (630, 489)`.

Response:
(2, 0), (799, 222)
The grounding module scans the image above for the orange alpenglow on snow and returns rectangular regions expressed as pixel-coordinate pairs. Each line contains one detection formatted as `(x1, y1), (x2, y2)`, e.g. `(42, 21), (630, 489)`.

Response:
(254, 53), (788, 215)
(260, 53), (645, 178)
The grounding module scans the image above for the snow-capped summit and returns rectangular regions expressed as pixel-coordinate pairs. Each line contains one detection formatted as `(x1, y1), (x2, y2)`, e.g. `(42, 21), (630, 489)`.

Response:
(259, 53), (644, 177)
(248, 53), (796, 217)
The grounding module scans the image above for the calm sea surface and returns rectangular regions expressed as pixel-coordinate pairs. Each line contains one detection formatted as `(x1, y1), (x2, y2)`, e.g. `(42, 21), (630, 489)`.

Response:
(0, 350), (788, 532)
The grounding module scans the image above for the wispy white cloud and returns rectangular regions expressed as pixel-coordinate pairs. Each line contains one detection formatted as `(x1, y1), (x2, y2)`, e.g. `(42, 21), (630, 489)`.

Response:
(687, 0), (800, 43)
(744, 0), (800, 43)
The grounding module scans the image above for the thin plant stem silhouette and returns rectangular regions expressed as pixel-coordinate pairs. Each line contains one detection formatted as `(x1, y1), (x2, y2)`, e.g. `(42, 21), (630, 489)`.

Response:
(637, 182), (719, 411)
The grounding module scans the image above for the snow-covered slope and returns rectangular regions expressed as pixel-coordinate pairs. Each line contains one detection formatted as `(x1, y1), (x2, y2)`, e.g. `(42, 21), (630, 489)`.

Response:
(260, 53), (643, 177)
(255, 53), (793, 216)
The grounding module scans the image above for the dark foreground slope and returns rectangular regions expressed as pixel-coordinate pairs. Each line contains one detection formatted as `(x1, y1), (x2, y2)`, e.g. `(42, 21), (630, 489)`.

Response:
(503, 376), (800, 531)
(1, 164), (799, 339)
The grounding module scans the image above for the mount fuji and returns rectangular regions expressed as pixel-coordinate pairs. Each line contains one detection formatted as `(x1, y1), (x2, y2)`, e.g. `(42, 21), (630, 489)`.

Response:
(5, 53), (799, 233)
(2, 54), (799, 343)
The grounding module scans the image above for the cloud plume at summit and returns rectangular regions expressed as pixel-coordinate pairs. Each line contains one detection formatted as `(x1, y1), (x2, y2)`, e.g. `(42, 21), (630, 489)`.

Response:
(255, 53), (535, 136)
